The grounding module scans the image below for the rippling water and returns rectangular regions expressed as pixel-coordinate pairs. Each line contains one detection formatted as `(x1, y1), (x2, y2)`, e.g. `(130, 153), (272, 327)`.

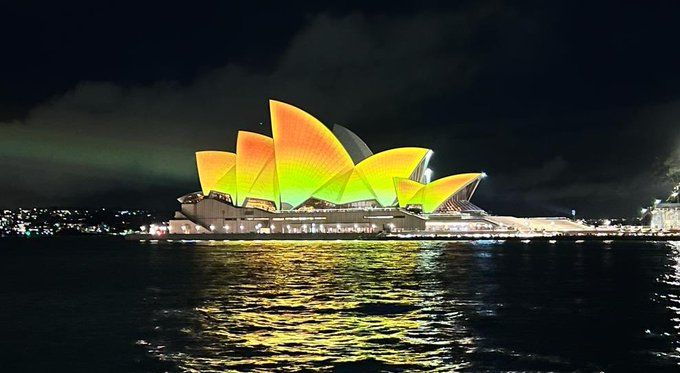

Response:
(1, 238), (679, 371)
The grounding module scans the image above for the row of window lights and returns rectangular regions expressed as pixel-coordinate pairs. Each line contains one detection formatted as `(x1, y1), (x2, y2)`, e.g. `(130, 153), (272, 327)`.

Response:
(183, 222), (397, 233)
(425, 223), (495, 231)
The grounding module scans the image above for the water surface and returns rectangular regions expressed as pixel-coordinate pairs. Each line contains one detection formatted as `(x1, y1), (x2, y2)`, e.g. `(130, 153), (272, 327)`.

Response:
(1, 238), (678, 371)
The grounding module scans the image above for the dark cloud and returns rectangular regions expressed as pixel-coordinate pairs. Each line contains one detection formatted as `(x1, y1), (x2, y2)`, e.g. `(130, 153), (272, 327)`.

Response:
(1, 1), (679, 217)
(0, 9), (488, 205)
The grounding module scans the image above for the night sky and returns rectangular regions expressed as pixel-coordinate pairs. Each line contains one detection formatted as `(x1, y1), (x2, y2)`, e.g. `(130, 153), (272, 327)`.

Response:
(1, 0), (679, 217)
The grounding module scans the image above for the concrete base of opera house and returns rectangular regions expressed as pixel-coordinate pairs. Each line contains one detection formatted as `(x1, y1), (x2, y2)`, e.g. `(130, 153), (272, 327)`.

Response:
(165, 195), (600, 235)
(153, 195), (680, 242)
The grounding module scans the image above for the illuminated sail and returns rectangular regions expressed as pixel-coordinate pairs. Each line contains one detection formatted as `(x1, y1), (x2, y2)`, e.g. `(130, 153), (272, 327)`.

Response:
(270, 100), (354, 208)
(196, 151), (236, 197)
(355, 148), (431, 206)
(395, 173), (482, 213)
(235, 131), (279, 208)
(394, 178), (425, 206)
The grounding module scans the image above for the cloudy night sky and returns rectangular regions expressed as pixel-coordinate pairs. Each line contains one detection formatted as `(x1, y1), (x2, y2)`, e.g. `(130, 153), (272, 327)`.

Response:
(1, 0), (679, 217)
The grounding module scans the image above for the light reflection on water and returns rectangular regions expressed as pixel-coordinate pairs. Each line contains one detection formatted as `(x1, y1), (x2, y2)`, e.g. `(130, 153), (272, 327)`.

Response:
(654, 242), (680, 362)
(138, 240), (680, 371)
(146, 241), (477, 371)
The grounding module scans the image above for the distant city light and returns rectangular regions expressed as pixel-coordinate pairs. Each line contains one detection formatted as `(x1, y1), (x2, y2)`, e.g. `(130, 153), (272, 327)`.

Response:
(0, 208), (161, 237)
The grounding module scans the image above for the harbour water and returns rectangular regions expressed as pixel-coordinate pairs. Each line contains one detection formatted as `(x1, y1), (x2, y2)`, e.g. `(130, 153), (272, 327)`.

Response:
(1, 238), (679, 371)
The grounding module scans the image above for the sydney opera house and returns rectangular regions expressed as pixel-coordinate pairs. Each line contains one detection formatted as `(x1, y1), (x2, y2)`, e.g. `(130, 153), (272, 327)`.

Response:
(169, 100), (587, 235)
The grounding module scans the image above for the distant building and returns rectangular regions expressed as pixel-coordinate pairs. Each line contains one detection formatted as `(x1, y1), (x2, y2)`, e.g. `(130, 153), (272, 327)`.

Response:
(648, 182), (680, 231)
(650, 203), (680, 230)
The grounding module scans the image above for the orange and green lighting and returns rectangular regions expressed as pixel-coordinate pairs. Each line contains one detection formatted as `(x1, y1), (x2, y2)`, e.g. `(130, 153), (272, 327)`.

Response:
(196, 151), (236, 196)
(195, 100), (482, 212)
(270, 100), (356, 208)
(235, 131), (280, 208)
(395, 173), (483, 213)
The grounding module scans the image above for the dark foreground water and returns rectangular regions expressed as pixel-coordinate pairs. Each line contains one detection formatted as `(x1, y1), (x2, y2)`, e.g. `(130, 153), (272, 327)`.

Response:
(0, 238), (679, 372)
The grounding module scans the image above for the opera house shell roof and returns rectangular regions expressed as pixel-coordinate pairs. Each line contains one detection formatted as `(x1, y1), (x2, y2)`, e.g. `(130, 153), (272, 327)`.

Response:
(195, 100), (482, 214)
